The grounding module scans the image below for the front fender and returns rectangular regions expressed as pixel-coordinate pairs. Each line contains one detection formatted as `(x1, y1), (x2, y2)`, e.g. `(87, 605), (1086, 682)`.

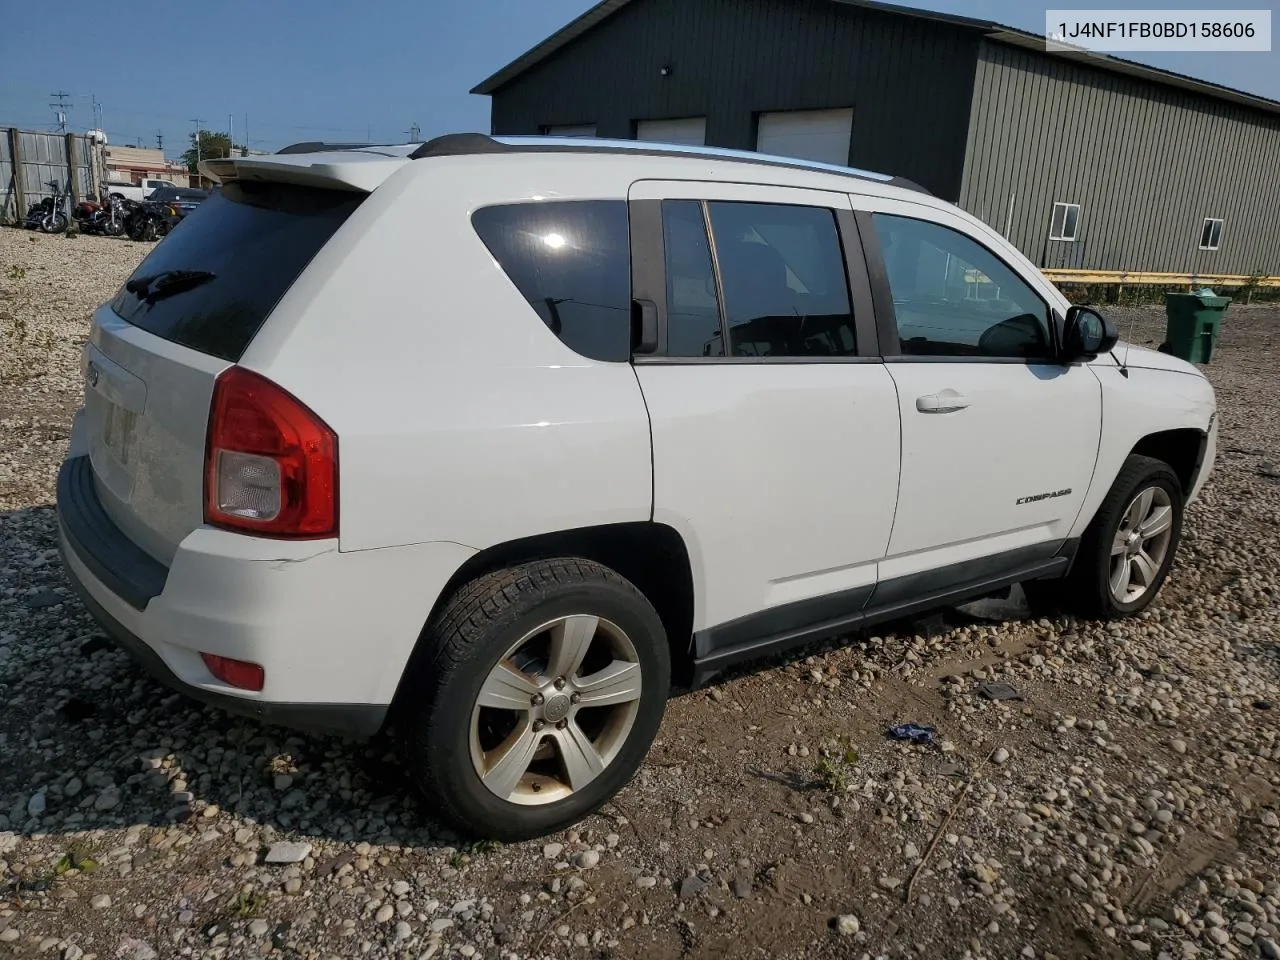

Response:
(1070, 366), (1216, 539)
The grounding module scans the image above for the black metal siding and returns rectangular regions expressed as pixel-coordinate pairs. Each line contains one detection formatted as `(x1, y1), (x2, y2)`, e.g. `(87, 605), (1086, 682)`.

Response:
(960, 40), (1280, 276)
(487, 0), (980, 200)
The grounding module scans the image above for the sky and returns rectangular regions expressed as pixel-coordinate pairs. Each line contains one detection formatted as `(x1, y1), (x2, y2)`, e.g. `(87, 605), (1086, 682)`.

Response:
(1, 0), (1276, 158)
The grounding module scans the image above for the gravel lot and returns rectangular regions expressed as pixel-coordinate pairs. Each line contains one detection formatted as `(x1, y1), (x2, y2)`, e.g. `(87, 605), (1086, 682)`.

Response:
(1, 228), (1278, 960)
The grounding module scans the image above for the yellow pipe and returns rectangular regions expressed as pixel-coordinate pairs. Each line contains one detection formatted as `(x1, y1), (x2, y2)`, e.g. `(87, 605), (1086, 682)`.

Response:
(1041, 269), (1280, 287)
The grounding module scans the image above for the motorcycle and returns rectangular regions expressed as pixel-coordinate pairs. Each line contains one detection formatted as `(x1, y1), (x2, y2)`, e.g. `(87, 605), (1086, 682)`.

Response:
(22, 180), (71, 233)
(123, 198), (178, 242)
(74, 188), (128, 236)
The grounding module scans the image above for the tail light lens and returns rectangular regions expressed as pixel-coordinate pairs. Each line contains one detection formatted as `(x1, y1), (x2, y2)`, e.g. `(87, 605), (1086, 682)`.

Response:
(204, 367), (337, 538)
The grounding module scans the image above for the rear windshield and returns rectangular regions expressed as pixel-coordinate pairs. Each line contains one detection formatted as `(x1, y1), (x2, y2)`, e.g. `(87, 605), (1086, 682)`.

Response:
(111, 181), (362, 361)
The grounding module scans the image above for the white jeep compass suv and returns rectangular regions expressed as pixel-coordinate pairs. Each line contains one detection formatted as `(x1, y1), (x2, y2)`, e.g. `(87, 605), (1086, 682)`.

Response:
(58, 134), (1217, 840)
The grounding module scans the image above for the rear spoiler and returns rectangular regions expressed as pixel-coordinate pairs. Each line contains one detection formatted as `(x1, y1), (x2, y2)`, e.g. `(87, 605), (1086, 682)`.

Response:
(198, 153), (405, 193)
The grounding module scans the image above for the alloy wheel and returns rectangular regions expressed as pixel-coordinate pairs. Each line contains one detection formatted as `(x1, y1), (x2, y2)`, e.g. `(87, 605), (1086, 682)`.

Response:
(469, 615), (643, 806)
(1108, 485), (1174, 604)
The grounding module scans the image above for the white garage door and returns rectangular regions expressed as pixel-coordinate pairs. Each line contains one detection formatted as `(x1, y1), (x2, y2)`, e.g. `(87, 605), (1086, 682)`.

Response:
(542, 124), (597, 137)
(756, 108), (853, 166)
(635, 117), (707, 146)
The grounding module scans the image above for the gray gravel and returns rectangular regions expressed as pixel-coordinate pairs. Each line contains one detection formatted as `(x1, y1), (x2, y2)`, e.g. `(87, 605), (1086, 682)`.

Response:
(1, 230), (1278, 959)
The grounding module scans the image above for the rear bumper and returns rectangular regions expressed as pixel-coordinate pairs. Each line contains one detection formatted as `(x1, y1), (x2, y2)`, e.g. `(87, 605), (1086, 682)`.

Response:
(56, 455), (475, 739)
(62, 563), (387, 737)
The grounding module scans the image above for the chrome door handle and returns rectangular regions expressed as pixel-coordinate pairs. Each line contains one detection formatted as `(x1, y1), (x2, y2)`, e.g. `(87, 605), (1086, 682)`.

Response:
(916, 393), (971, 413)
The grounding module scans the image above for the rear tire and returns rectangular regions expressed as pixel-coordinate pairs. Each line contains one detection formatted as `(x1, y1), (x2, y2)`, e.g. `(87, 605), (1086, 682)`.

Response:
(400, 558), (670, 841)
(1068, 455), (1183, 619)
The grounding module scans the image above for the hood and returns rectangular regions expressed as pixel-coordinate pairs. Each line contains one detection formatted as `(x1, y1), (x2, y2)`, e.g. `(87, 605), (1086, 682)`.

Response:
(1102, 342), (1205, 377)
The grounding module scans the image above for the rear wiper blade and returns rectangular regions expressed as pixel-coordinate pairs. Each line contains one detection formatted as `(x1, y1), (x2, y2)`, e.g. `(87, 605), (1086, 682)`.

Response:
(125, 273), (160, 294)
(129, 270), (216, 303)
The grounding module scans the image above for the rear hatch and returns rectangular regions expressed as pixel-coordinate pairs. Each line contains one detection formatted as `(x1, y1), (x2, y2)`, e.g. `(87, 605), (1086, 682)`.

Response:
(83, 177), (365, 565)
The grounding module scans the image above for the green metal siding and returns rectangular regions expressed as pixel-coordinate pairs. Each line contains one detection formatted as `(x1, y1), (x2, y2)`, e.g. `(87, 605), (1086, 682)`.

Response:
(961, 40), (1280, 276)
(488, 0), (980, 200)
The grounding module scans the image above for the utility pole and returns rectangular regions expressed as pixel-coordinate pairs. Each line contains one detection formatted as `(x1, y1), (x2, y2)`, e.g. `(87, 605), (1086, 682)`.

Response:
(408, 123), (422, 142)
(90, 94), (102, 131)
(243, 113), (249, 156)
(156, 130), (164, 152)
(191, 118), (203, 163)
(50, 91), (72, 132)
(228, 113), (234, 157)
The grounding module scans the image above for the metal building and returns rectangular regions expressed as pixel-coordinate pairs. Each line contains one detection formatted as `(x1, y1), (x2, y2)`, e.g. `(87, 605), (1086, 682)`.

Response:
(472, 0), (1280, 279)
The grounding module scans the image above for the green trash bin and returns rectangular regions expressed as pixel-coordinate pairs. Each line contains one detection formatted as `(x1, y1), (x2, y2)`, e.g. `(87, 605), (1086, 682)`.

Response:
(1162, 291), (1231, 364)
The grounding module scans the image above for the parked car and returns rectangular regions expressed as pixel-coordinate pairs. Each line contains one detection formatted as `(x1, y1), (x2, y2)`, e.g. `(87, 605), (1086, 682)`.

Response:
(146, 186), (210, 218)
(57, 134), (1217, 841)
(103, 178), (180, 203)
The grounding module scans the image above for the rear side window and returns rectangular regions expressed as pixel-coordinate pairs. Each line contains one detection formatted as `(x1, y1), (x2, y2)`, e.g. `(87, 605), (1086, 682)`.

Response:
(111, 181), (362, 362)
(472, 201), (631, 362)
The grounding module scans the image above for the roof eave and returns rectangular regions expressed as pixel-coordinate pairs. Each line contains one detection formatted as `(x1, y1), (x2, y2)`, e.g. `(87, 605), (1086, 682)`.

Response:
(471, 0), (1280, 118)
(987, 29), (1280, 117)
(471, 0), (633, 94)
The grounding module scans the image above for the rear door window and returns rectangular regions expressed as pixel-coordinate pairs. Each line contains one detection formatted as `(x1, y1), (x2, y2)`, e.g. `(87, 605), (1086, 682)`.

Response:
(111, 181), (363, 362)
(662, 200), (724, 357)
(708, 201), (856, 357)
(471, 201), (632, 362)
(659, 200), (857, 358)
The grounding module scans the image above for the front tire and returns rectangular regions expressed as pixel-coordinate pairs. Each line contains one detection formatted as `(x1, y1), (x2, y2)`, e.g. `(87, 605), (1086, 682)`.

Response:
(401, 559), (670, 841)
(1071, 455), (1183, 618)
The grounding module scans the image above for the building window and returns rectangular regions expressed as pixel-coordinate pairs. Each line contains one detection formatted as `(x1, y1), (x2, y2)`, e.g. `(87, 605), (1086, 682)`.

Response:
(1049, 202), (1081, 242)
(1199, 218), (1223, 251)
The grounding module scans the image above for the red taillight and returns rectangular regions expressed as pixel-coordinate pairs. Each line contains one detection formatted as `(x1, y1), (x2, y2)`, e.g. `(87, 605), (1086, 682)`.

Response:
(201, 653), (265, 692)
(204, 367), (337, 538)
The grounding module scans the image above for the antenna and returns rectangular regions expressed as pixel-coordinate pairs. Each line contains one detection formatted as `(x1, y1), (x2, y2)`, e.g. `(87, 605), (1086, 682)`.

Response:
(49, 91), (72, 132)
(1119, 313), (1135, 378)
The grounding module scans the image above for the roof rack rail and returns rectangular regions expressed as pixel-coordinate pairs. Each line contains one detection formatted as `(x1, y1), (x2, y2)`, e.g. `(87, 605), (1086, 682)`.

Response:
(276, 141), (383, 155)
(408, 132), (932, 195)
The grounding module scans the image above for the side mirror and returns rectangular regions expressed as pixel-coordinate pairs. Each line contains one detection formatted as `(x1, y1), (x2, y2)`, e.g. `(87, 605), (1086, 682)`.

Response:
(1063, 305), (1118, 360)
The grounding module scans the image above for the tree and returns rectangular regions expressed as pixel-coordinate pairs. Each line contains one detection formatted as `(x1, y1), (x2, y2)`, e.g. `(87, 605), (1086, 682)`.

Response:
(181, 130), (245, 171)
